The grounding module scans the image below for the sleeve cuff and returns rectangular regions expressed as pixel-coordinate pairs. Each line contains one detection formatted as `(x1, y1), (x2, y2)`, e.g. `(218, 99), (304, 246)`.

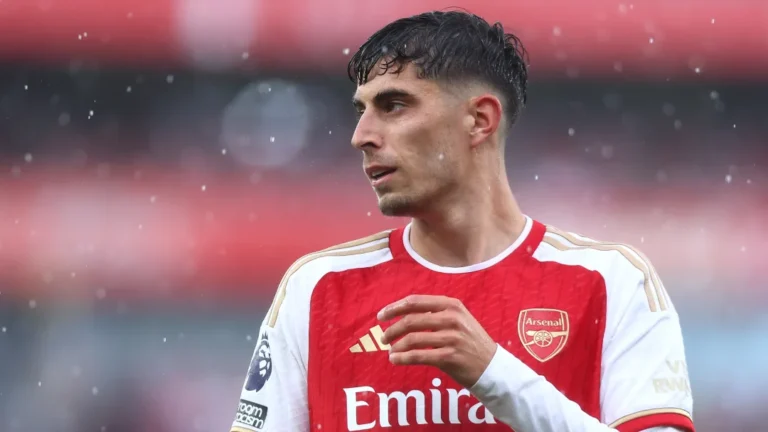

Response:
(609, 409), (695, 432)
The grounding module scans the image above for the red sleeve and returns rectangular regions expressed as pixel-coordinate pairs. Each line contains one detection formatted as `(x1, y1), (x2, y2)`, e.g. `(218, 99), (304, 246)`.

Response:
(612, 409), (695, 432)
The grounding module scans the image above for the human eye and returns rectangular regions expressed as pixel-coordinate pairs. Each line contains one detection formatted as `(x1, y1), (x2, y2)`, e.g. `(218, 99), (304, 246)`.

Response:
(385, 100), (406, 113)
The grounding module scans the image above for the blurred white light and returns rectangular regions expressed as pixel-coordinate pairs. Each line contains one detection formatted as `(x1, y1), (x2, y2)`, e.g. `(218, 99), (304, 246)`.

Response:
(201, 185), (207, 191)
(220, 80), (311, 168)
(552, 26), (562, 37)
(24, 153), (33, 163)
(166, 74), (175, 84)
(91, 386), (99, 396)
(176, 0), (258, 71)
(725, 174), (732, 184)
(568, 128), (575, 136)
(342, 48), (350, 55)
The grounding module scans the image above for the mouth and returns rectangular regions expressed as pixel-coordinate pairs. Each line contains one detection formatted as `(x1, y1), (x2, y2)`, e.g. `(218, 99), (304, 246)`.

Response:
(366, 167), (397, 187)
(370, 168), (396, 181)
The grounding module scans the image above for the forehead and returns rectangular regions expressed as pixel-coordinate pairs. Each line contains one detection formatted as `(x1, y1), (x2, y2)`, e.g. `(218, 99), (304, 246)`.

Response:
(352, 62), (442, 103)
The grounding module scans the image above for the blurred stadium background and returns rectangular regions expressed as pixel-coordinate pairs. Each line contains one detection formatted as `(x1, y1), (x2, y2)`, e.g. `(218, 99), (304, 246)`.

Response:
(0, 1), (766, 431)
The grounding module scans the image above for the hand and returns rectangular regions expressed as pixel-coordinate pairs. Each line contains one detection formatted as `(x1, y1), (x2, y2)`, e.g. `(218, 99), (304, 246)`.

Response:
(377, 294), (498, 389)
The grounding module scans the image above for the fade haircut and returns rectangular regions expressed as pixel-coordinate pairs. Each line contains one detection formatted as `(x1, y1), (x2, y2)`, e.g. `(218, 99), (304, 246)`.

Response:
(348, 10), (529, 126)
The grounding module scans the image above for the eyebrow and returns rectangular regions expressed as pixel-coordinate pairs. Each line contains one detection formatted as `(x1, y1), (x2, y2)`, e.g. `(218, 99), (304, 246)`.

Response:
(352, 88), (414, 109)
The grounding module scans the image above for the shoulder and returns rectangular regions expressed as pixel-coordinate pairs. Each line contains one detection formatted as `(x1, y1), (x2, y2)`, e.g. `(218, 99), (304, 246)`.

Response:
(264, 230), (394, 327)
(533, 223), (670, 313)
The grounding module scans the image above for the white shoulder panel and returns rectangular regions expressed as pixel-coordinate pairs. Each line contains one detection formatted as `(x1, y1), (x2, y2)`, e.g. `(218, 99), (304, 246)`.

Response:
(533, 225), (693, 429)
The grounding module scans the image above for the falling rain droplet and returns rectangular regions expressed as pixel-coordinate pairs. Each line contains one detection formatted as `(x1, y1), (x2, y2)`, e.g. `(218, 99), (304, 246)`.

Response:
(269, 136), (275, 143)
(166, 75), (174, 84)
(201, 185), (207, 191)
(725, 174), (732, 184)
(342, 48), (350, 55)
(92, 387), (99, 396)
(221, 148), (227, 155)
(24, 153), (33, 163)
(568, 128), (575, 136)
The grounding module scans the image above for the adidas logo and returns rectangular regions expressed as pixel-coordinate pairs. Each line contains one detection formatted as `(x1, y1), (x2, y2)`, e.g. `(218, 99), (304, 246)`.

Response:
(349, 325), (390, 353)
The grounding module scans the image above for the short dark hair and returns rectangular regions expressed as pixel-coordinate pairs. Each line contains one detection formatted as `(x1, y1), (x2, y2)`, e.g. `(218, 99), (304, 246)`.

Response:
(348, 10), (529, 125)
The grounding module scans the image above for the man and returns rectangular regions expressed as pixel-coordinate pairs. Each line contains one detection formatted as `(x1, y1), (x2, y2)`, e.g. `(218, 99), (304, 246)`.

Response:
(231, 11), (694, 432)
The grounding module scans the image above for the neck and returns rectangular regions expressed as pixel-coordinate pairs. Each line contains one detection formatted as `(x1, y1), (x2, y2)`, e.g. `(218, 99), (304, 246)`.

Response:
(408, 166), (526, 268)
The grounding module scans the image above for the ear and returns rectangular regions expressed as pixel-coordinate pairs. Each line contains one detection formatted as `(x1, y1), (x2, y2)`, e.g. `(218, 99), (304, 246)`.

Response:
(467, 94), (503, 148)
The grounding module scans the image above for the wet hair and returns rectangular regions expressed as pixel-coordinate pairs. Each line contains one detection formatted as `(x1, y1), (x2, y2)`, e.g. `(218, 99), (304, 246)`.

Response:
(348, 10), (529, 126)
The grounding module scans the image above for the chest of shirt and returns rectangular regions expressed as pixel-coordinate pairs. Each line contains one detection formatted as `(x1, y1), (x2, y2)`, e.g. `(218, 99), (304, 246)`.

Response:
(306, 260), (607, 431)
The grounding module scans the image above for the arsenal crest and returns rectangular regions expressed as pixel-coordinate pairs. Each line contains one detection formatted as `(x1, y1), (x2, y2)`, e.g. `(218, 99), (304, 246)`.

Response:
(518, 308), (570, 362)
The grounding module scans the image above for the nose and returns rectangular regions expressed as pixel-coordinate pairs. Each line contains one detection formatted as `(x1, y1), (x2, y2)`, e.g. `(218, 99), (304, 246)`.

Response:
(351, 112), (382, 151)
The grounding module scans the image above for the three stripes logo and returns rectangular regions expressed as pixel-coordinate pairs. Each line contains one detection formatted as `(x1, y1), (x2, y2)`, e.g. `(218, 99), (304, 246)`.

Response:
(349, 325), (390, 353)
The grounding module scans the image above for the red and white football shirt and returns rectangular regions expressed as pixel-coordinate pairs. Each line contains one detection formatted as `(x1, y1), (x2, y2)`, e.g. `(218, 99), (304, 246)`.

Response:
(231, 216), (695, 432)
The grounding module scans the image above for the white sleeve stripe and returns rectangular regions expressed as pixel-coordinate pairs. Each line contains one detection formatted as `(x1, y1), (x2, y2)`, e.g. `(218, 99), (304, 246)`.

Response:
(231, 426), (258, 432)
(265, 232), (391, 327)
(543, 228), (666, 313)
(607, 408), (693, 428)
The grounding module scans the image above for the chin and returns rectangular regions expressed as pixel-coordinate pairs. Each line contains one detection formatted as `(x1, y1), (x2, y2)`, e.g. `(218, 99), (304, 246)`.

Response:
(377, 193), (420, 217)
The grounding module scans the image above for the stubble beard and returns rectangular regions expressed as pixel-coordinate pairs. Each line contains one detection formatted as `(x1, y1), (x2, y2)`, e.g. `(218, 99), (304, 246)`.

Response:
(376, 191), (418, 217)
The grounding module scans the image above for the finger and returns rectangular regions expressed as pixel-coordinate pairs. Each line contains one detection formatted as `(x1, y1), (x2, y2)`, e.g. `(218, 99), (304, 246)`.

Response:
(389, 346), (453, 367)
(377, 295), (458, 321)
(381, 311), (454, 345)
(389, 330), (456, 353)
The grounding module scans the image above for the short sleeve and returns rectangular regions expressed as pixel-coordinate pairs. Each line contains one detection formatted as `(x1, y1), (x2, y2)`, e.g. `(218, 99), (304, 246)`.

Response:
(600, 269), (694, 432)
(231, 275), (310, 432)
